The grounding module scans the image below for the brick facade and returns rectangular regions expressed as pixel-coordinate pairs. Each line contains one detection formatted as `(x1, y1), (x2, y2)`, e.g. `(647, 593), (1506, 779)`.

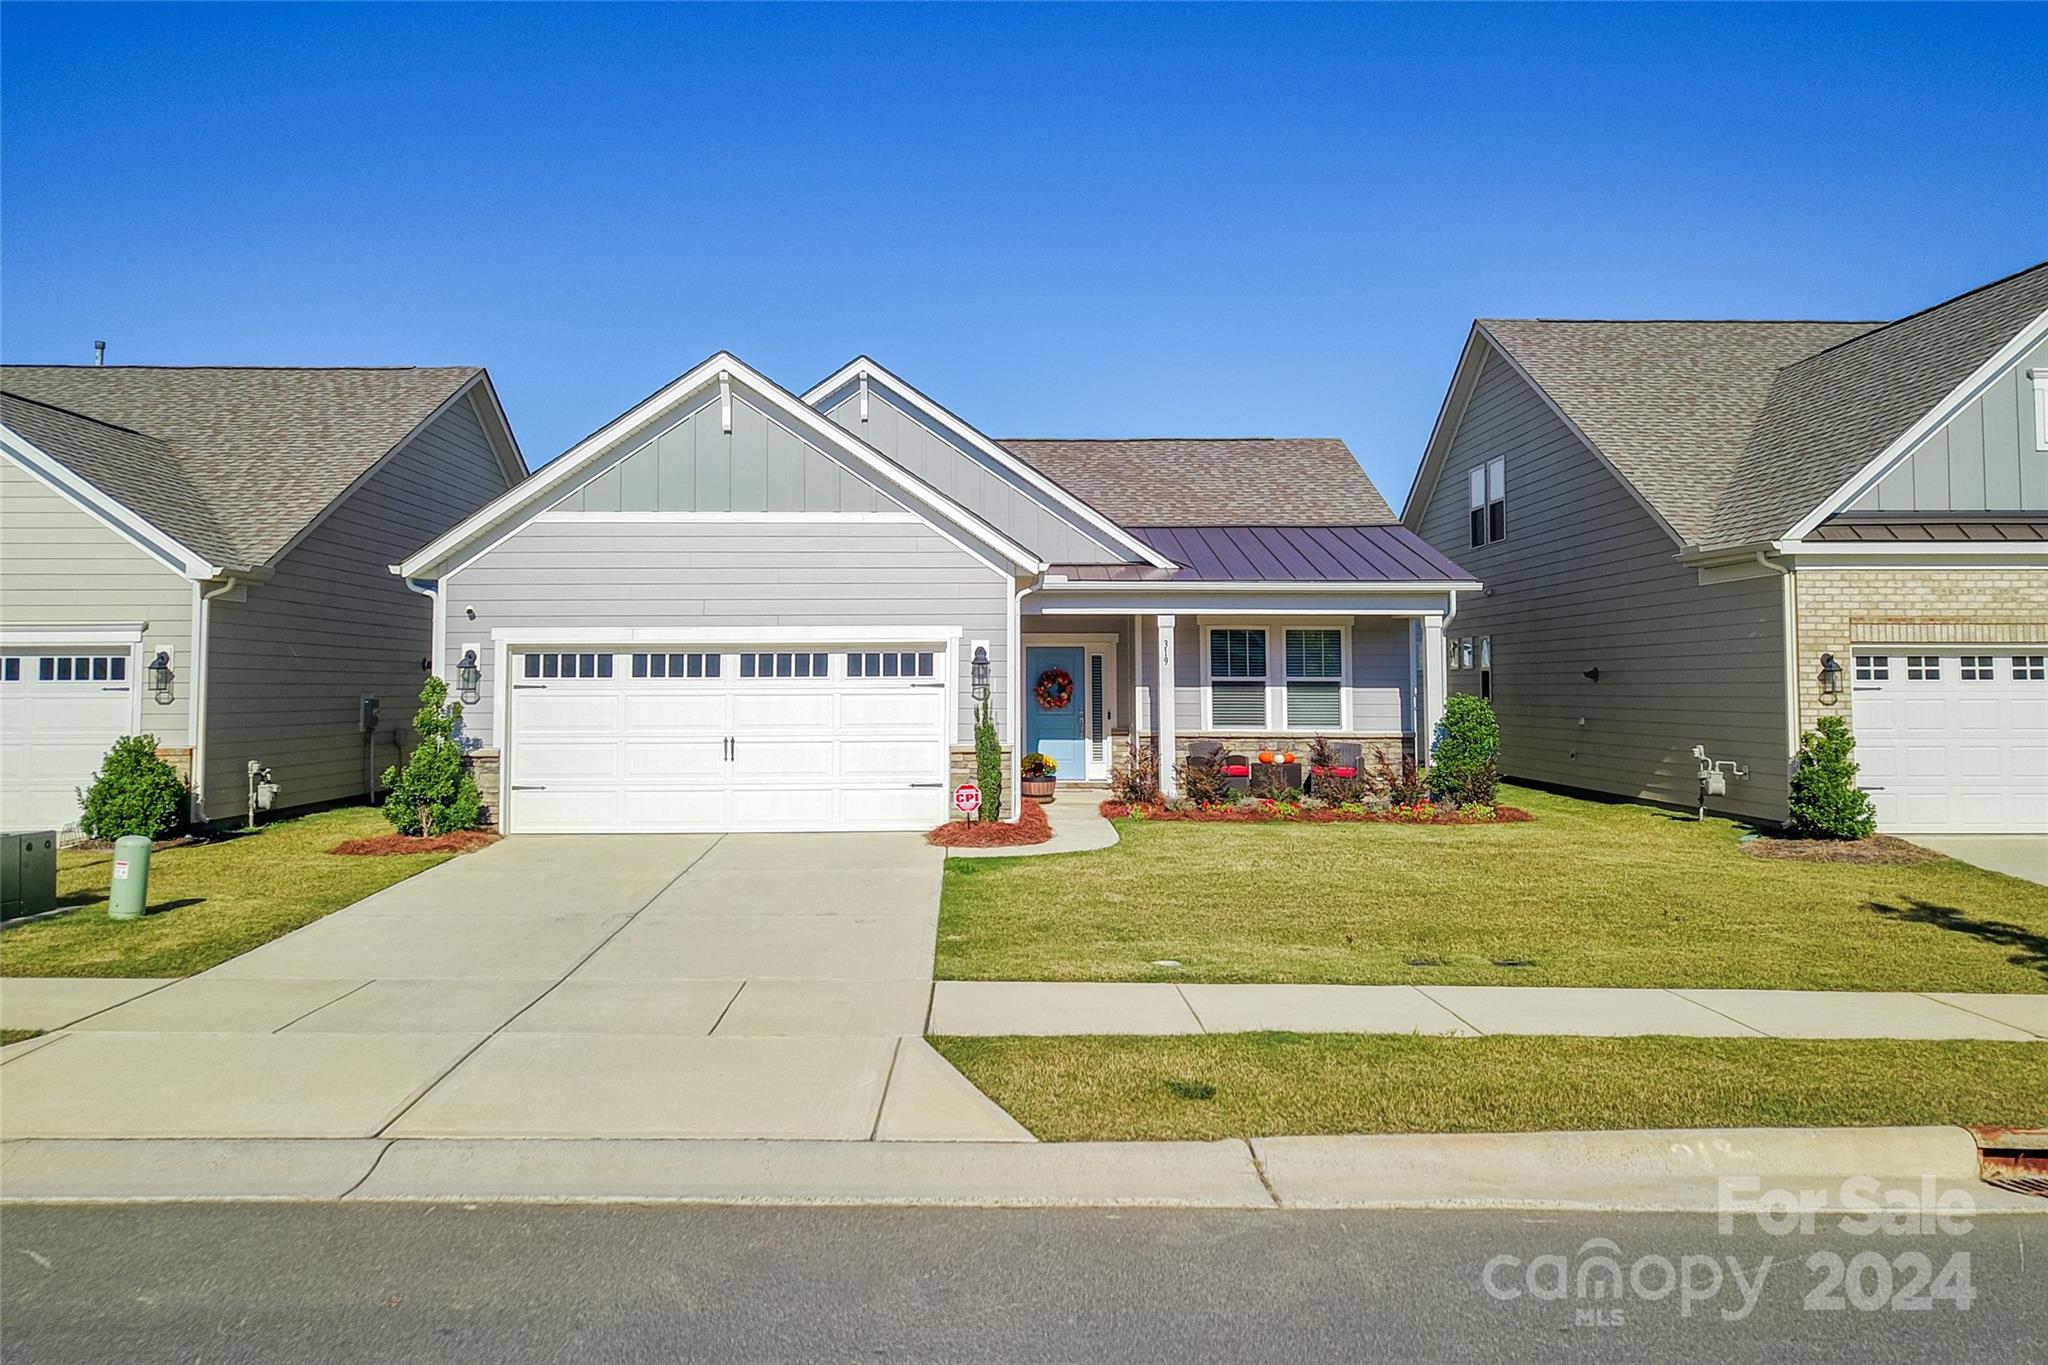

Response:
(1792, 566), (2048, 734)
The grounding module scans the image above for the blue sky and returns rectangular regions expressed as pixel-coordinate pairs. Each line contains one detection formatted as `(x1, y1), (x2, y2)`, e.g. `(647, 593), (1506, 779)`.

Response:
(3, 3), (2042, 506)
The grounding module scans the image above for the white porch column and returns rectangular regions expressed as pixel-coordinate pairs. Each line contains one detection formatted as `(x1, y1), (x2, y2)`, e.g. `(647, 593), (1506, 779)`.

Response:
(1420, 613), (1447, 759)
(1155, 613), (1177, 797)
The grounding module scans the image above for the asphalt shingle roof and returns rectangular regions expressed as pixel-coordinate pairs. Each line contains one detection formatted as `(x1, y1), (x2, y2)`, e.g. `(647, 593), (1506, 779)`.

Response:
(1000, 438), (1397, 526)
(1478, 318), (1875, 545)
(1477, 261), (2048, 549)
(0, 365), (485, 570)
(1711, 262), (2048, 546)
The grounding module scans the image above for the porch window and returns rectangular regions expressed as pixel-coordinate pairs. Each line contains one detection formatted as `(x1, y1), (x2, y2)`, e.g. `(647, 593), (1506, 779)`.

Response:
(1284, 628), (1343, 728)
(1208, 628), (1267, 728)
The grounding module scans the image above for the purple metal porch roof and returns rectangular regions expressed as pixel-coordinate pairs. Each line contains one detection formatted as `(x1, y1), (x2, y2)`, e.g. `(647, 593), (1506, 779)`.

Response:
(1050, 525), (1476, 583)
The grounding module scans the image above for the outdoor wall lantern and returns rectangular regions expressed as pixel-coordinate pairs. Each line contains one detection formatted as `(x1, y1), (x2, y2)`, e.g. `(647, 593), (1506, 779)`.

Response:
(970, 645), (991, 703)
(457, 649), (482, 705)
(148, 650), (174, 704)
(1818, 652), (1842, 705)
(1582, 667), (1600, 683)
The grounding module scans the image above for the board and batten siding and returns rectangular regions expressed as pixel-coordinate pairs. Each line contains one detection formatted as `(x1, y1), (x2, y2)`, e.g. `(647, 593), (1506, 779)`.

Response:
(1846, 336), (2048, 514)
(1412, 349), (1789, 822)
(444, 518), (1010, 749)
(0, 455), (195, 742)
(557, 390), (888, 515)
(202, 394), (514, 816)
(820, 383), (1134, 565)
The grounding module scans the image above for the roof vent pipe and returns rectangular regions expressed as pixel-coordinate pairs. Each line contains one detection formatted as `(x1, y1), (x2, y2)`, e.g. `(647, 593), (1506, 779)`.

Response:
(93, 340), (106, 366)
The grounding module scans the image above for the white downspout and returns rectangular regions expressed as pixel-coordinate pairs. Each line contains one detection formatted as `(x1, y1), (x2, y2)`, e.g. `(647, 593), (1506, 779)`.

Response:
(1751, 550), (1799, 758)
(191, 576), (243, 823)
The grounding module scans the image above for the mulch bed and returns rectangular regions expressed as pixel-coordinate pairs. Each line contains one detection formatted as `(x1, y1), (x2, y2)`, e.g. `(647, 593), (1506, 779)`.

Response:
(1741, 834), (1946, 865)
(330, 831), (501, 857)
(1100, 800), (1533, 825)
(926, 798), (1053, 847)
(69, 832), (217, 854)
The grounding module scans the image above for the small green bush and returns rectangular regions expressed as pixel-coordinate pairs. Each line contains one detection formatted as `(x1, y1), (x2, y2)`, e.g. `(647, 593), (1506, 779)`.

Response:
(1430, 695), (1501, 805)
(973, 691), (1004, 823)
(380, 675), (483, 837)
(1788, 716), (1877, 840)
(77, 734), (186, 840)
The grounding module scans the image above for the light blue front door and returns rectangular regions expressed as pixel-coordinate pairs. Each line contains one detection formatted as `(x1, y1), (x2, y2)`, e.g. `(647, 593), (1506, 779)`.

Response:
(1025, 645), (1087, 780)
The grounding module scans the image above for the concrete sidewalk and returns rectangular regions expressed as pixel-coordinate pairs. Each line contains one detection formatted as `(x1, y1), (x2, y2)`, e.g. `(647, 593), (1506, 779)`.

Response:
(946, 796), (1119, 859)
(3, 1126), (2043, 1211)
(928, 981), (2048, 1040)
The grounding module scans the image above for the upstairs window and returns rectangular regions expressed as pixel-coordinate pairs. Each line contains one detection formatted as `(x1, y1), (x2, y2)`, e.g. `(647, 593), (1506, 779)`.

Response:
(1467, 459), (1506, 546)
(1208, 628), (1267, 729)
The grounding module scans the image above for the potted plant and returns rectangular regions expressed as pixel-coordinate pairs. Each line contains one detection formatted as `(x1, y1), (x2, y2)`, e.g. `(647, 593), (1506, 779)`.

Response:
(1021, 752), (1058, 801)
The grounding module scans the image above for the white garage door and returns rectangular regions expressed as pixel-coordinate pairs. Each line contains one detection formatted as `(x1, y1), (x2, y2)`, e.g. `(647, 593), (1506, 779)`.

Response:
(1850, 650), (2048, 834)
(0, 648), (138, 832)
(505, 645), (951, 833)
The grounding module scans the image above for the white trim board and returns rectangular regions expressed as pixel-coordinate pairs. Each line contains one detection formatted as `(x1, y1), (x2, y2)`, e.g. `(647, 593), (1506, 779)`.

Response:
(0, 434), (223, 579)
(803, 357), (1174, 570)
(398, 351), (1045, 580)
(490, 625), (965, 646)
(0, 624), (146, 646)
(1788, 305), (2048, 539)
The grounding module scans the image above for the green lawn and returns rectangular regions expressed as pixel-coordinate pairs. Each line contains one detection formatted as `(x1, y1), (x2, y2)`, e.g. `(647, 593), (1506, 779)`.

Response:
(0, 808), (456, 978)
(936, 785), (2048, 992)
(933, 1033), (2048, 1141)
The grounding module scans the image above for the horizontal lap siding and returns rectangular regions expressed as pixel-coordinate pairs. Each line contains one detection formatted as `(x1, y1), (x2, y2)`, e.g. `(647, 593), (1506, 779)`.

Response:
(447, 518), (1009, 748)
(0, 457), (194, 741)
(1127, 613), (1410, 739)
(1412, 351), (1788, 822)
(202, 396), (512, 816)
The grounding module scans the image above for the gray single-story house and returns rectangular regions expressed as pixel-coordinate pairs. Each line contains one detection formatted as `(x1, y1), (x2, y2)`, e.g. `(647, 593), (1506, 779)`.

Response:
(0, 365), (525, 831)
(1401, 261), (2048, 833)
(394, 353), (1478, 833)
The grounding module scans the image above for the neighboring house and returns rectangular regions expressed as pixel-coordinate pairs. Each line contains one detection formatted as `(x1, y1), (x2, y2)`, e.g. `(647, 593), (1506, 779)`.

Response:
(395, 354), (1476, 834)
(1402, 262), (2048, 834)
(0, 366), (525, 831)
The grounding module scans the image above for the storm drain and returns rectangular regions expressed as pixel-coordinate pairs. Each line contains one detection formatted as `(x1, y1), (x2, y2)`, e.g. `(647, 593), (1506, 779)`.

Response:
(1972, 1125), (2048, 1200)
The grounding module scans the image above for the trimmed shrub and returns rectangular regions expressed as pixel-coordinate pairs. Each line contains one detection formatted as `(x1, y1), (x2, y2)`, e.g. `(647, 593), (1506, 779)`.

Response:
(1788, 716), (1878, 840)
(77, 734), (186, 840)
(1175, 754), (1236, 808)
(1430, 695), (1501, 805)
(973, 691), (1003, 823)
(380, 675), (483, 837)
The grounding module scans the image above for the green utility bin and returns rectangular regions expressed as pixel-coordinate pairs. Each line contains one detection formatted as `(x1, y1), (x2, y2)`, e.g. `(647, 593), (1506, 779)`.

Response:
(108, 835), (152, 921)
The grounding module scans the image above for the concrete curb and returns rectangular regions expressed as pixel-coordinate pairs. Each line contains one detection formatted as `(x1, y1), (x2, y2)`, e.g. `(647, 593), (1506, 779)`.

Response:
(2, 1128), (2043, 1210)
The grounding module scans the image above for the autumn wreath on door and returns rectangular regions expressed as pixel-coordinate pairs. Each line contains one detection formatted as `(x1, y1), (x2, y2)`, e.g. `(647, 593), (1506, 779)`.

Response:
(1034, 667), (1075, 710)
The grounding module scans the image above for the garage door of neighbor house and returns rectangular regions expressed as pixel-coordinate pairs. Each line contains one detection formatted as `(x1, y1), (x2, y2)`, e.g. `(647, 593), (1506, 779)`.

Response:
(0, 646), (139, 831)
(1849, 649), (2048, 834)
(504, 645), (951, 833)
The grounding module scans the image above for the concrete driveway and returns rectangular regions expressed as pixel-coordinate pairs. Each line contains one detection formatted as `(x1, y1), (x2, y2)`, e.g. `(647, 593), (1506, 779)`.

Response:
(1908, 834), (2048, 887)
(0, 835), (1025, 1143)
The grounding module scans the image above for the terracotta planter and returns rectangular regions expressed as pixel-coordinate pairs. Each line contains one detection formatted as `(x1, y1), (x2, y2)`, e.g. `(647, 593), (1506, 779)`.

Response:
(1021, 777), (1057, 801)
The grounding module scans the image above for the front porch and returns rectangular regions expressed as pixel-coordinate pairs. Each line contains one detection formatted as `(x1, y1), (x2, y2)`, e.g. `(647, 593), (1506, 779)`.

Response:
(1017, 600), (1457, 799)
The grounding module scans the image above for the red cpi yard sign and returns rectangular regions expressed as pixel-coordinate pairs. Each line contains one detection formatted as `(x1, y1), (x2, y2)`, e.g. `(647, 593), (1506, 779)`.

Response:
(953, 783), (982, 815)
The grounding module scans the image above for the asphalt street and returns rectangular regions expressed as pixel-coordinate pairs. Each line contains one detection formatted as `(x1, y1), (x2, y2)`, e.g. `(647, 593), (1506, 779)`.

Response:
(3, 1204), (2042, 1362)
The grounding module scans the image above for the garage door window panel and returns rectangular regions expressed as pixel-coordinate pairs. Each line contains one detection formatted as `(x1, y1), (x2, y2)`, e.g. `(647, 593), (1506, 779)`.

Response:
(2016, 655), (2046, 682)
(848, 651), (935, 679)
(523, 652), (613, 680)
(632, 652), (720, 679)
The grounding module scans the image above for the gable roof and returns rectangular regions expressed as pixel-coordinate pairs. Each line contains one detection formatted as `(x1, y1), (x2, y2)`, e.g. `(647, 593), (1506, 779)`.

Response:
(1720, 261), (2048, 545)
(398, 351), (1044, 580)
(1001, 438), (1396, 526)
(0, 365), (517, 572)
(1474, 319), (1875, 545)
(802, 359), (1174, 568)
(1412, 261), (2048, 551)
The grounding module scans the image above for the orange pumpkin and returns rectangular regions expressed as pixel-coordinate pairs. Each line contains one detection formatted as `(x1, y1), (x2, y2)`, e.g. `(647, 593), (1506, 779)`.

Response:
(1257, 751), (1275, 764)
(1280, 751), (1297, 765)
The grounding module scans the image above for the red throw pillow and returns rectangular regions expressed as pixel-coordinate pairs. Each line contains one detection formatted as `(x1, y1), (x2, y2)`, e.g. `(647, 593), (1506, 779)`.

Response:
(1221, 764), (1252, 777)
(1332, 766), (1357, 778)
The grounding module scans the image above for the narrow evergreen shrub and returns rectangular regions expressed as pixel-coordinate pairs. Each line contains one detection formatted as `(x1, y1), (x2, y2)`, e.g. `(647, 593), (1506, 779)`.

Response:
(77, 734), (186, 840)
(1429, 694), (1501, 805)
(1788, 715), (1877, 840)
(380, 675), (483, 836)
(973, 690), (1004, 823)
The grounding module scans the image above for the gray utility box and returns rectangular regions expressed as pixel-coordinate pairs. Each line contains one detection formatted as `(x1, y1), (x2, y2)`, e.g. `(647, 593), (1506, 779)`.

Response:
(2, 830), (58, 922)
